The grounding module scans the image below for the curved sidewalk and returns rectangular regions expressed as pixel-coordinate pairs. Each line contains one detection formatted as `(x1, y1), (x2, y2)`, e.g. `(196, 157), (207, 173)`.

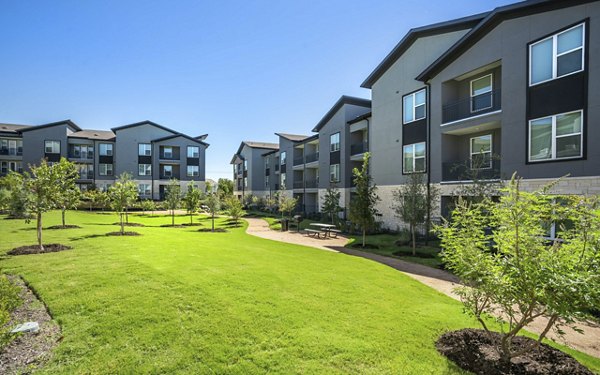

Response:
(244, 217), (600, 358)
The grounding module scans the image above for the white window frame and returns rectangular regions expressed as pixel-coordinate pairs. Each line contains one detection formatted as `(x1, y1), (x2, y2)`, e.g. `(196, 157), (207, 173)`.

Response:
(138, 163), (151, 176)
(45, 140), (60, 154)
(470, 134), (493, 169)
(280, 173), (286, 189)
(163, 146), (173, 159)
(470, 74), (493, 113)
(187, 165), (199, 177)
(329, 164), (340, 183)
(99, 163), (113, 176)
(138, 183), (151, 196)
(528, 109), (583, 162)
(280, 151), (287, 165)
(529, 23), (585, 86)
(330, 133), (340, 152)
(138, 143), (151, 156)
(243, 177), (248, 188)
(402, 142), (426, 174)
(163, 165), (173, 177)
(265, 175), (270, 188)
(99, 143), (113, 156)
(403, 88), (427, 124)
(187, 146), (199, 158)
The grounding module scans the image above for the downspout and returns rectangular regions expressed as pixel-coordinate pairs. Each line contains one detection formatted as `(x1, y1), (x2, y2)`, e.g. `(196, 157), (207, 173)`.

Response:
(425, 82), (432, 245)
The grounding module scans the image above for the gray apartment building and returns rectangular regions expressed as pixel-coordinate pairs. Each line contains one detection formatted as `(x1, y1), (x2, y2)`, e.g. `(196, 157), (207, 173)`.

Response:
(0, 120), (208, 200)
(235, 0), (600, 229)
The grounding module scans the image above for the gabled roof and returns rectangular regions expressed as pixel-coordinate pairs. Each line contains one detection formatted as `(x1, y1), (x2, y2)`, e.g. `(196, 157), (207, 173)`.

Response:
(312, 96), (371, 132)
(195, 134), (208, 141)
(19, 119), (82, 132)
(360, 12), (488, 89)
(152, 133), (209, 147)
(232, 141), (279, 162)
(69, 129), (116, 141)
(0, 123), (31, 134)
(111, 120), (179, 134)
(275, 133), (310, 142)
(347, 112), (372, 125)
(417, 0), (596, 82)
(262, 149), (278, 157)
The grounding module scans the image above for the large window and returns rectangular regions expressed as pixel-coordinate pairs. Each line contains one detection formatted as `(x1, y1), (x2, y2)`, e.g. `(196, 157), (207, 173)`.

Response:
(0, 161), (22, 174)
(470, 135), (492, 169)
(470, 75), (493, 112)
(138, 183), (151, 196)
(280, 173), (286, 189)
(138, 143), (151, 156)
(330, 164), (340, 183)
(45, 140), (60, 154)
(187, 165), (199, 177)
(163, 165), (173, 177)
(280, 151), (287, 165)
(70, 144), (94, 159)
(330, 133), (340, 152)
(99, 163), (113, 176)
(243, 177), (248, 188)
(265, 175), (270, 188)
(138, 164), (151, 176)
(530, 23), (585, 86)
(187, 146), (199, 158)
(99, 143), (113, 156)
(529, 110), (582, 162)
(403, 89), (426, 124)
(162, 146), (173, 159)
(403, 142), (426, 173)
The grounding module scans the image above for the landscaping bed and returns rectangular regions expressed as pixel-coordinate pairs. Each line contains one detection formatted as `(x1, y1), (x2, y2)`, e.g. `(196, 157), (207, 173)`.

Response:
(47, 225), (81, 230)
(106, 231), (140, 236)
(197, 228), (227, 233)
(8, 244), (72, 256)
(436, 329), (592, 375)
(112, 222), (145, 227)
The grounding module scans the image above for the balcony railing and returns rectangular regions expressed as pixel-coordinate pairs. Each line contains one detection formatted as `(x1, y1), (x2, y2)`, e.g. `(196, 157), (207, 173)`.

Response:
(160, 174), (180, 180)
(304, 180), (318, 189)
(78, 172), (94, 180)
(442, 89), (501, 124)
(350, 142), (368, 155)
(305, 152), (319, 163)
(293, 180), (304, 189)
(293, 157), (304, 166)
(442, 158), (501, 182)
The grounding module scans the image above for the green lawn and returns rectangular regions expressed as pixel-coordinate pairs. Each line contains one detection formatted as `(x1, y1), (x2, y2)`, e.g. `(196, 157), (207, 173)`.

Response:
(0, 211), (598, 374)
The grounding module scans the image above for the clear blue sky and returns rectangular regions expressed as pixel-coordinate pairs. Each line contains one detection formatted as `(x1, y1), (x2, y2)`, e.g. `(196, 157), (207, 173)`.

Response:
(0, 0), (513, 180)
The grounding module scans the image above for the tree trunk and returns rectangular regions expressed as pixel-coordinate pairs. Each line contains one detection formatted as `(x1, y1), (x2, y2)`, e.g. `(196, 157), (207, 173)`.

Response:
(212, 212), (215, 232)
(62, 208), (66, 227)
(37, 212), (44, 251)
(126, 208), (129, 223)
(171, 210), (175, 226)
(411, 225), (416, 256)
(190, 213), (193, 225)
(362, 229), (366, 248)
(120, 213), (125, 234)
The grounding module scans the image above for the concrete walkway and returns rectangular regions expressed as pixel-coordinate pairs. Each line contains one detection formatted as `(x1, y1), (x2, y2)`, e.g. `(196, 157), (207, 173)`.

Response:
(244, 217), (600, 358)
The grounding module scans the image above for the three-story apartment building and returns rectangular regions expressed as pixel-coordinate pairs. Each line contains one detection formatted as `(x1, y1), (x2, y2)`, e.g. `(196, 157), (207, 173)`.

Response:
(0, 119), (208, 200)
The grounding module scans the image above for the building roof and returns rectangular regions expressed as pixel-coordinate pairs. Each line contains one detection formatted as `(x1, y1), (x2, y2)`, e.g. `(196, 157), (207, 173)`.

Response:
(111, 120), (179, 134)
(242, 141), (279, 150)
(416, 0), (595, 81)
(275, 133), (310, 142)
(312, 96), (371, 132)
(195, 134), (209, 141)
(360, 12), (488, 89)
(262, 149), (278, 157)
(347, 112), (372, 125)
(19, 119), (82, 132)
(0, 123), (31, 134)
(152, 133), (209, 147)
(69, 129), (116, 141)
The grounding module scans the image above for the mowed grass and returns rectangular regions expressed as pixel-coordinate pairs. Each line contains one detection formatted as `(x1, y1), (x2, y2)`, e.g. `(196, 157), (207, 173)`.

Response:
(0, 211), (599, 374)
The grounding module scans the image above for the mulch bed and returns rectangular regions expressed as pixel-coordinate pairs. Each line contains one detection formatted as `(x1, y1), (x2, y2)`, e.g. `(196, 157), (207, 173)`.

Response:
(0, 276), (61, 374)
(181, 223), (203, 227)
(160, 224), (186, 228)
(7, 244), (72, 256)
(106, 231), (141, 236)
(112, 222), (145, 227)
(47, 225), (81, 230)
(436, 328), (593, 375)
(197, 228), (227, 233)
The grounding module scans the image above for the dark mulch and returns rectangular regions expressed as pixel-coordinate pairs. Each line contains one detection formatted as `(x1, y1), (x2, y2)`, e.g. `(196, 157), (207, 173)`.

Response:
(181, 223), (203, 227)
(348, 243), (379, 250)
(160, 224), (185, 228)
(0, 276), (61, 374)
(47, 225), (81, 230)
(7, 244), (72, 256)
(106, 231), (141, 236)
(436, 328), (593, 375)
(112, 222), (144, 227)
(197, 228), (227, 233)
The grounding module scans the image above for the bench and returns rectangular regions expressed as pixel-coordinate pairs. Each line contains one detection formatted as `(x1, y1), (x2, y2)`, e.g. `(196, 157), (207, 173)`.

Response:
(305, 229), (326, 238)
(329, 229), (341, 238)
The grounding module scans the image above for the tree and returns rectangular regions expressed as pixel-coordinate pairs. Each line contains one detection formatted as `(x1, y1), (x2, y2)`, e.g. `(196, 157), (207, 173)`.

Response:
(108, 173), (138, 234)
(348, 152), (380, 247)
(437, 174), (600, 362)
(321, 186), (342, 224)
(393, 173), (428, 255)
(165, 179), (181, 226)
(225, 196), (244, 226)
(183, 183), (202, 225)
(23, 159), (59, 251)
(278, 192), (298, 220)
(205, 193), (221, 232)
(53, 158), (80, 227)
(0, 172), (29, 218)
(452, 153), (503, 206)
(264, 195), (277, 214)
(217, 178), (233, 200)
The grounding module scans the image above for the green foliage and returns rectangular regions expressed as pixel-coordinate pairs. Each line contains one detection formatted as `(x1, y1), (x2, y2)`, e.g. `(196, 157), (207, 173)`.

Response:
(277, 193), (297, 219)
(217, 178), (234, 200)
(165, 179), (182, 226)
(321, 186), (342, 224)
(0, 172), (29, 218)
(205, 193), (221, 232)
(225, 196), (244, 225)
(0, 275), (21, 349)
(349, 153), (380, 247)
(437, 174), (600, 362)
(183, 183), (202, 224)
(264, 195), (277, 213)
(108, 173), (138, 234)
(139, 199), (156, 215)
(52, 158), (81, 226)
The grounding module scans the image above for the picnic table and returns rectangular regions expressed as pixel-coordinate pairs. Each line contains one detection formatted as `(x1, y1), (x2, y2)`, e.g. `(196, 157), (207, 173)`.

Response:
(305, 223), (339, 239)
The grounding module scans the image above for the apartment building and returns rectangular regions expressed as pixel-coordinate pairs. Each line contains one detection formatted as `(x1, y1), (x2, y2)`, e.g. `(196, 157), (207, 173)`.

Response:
(231, 141), (279, 200)
(0, 119), (208, 200)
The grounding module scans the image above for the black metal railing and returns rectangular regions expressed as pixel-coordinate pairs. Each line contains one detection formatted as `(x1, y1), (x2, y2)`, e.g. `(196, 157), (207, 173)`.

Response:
(442, 158), (501, 182)
(442, 89), (501, 124)
(293, 157), (304, 166)
(350, 142), (368, 155)
(78, 172), (94, 180)
(305, 152), (319, 163)
(304, 180), (318, 189)
(293, 180), (304, 189)
(160, 174), (180, 180)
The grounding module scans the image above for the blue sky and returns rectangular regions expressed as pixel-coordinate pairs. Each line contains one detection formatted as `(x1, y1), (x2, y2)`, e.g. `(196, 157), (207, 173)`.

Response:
(0, 0), (513, 180)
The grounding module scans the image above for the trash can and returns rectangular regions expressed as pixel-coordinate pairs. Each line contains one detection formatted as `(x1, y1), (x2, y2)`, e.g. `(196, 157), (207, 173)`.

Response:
(280, 219), (289, 232)
(293, 215), (303, 232)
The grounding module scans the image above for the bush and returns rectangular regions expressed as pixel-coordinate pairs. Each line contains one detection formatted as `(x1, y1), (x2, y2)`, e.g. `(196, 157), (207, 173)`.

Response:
(0, 275), (21, 348)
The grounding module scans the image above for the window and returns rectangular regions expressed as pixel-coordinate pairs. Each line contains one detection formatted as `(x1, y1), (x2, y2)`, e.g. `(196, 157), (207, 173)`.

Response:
(76, 164), (94, 179)
(265, 157), (270, 169)
(243, 177), (248, 188)
(403, 89), (426, 124)
(2, 161), (22, 174)
(330, 164), (340, 183)
(243, 160), (248, 171)
(265, 175), (270, 188)
(187, 146), (199, 158)
(163, 146), (173, 159)
(99, 143), (113, 156)
(529, 110), (582, 162)
(45, 140), (60, 154)
(470, 75), (493, 112)
(403, 142), (426, 173)
(163, 165), (173, 177)
(280, 151), (287, 165)
(470, 135), (492, 169)
(138, 143), (151, 156)
(98, 183), (111, 192)
(0, 161), (6, 175)
(330, 133), (340, 152)
(530, 23), (585, 85)
(138, 183), (151, 196)
(99, 163), (113, 176)
(187, 165), (199, 177)
(280, 173), (286, 189)
(8, 140), (16, 156)
(138, 164), (151, 176)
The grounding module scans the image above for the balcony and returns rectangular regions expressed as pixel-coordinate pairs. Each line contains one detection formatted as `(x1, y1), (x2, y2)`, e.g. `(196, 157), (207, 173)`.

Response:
(305, 152), (319, 164)
(78, 171), (94, 180)
(350, 142), (368, 156)
(160, 174), (180, 180)
(442, 89), (501, 124)
(442, 158), (501, 182)
(293, 156), (304, 166)
(69, 152), (94, 160)
(304, 180), (318, 189)
(293, 180), (304, 189)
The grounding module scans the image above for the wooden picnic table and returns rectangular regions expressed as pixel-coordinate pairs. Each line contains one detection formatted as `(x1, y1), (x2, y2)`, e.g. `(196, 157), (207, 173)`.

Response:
(308, 223), (337, 238)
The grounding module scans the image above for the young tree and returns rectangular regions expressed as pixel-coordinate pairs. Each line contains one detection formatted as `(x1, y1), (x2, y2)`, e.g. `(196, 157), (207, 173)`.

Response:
(348, 152), (380, 247)
(217, 178), (234, 200)
(0, 172), (29, 218)
(264, 195), (277, 214)
(183, 183), (202, 225)
(205, 193), (221, 232)
(321, 186), (342, 224)
(437, 174), (600, 362)
(393, 172), (427, 255)
(108, 173), (138, 234)
(225, 196), (244, 226)
(278, 193), (298, 220)
(53, 158), (81, 227)
(165, 179), (182, 226)
(23, 159), (59, 251)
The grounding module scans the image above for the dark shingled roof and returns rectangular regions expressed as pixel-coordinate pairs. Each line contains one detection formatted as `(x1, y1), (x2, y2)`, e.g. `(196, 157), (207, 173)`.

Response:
(242, 141), (279, 150)
(0, 123), (31, 134)
(275, 133), (310, 142)
(152, 133), (209, 147)
(19, 119), (82, 132)
(312, 96), (371, 132)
